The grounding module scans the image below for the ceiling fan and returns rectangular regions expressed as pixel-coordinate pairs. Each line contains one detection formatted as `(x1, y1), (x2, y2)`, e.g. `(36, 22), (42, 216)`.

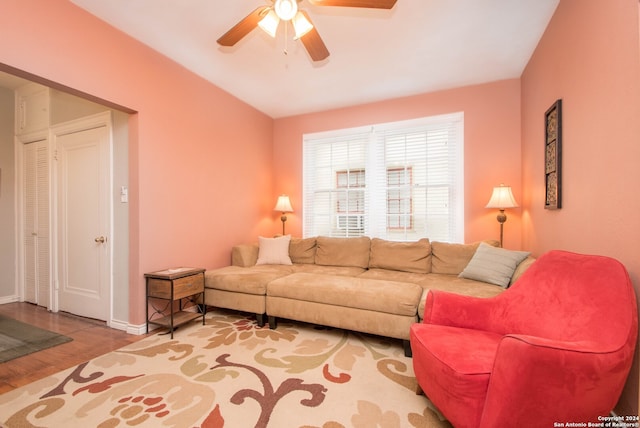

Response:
(217, 0), (397, 62)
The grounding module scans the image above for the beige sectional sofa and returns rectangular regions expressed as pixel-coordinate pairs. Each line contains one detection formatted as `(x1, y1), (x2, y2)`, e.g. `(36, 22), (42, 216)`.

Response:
(204, 236), (534, 356)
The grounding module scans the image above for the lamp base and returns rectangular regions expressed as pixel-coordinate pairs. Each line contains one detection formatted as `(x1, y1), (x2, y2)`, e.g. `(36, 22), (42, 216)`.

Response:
(496, 209), (507, 248)
(280, 214), (287, 235)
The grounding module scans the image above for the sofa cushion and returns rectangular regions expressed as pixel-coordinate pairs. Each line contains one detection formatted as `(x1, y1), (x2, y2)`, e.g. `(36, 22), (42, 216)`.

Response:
(267, 272), (422, 317)
(315, 236), (371, 268)
(256, 235), (292, 265)
(359, 268), (428, 285)
(431, 240), (499, 275)
(205, 265), (294, 295)
(294, 264), (366, 277)
(289, 237), (317, 264)
(458, 242), (530, 288)
(369, 238), (431, 274)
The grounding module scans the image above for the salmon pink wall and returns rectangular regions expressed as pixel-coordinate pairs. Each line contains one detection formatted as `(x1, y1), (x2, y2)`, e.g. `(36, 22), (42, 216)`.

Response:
(521, 0), (640, 414)
(0, 0), (274, 325)
(273, 80), (523, 248)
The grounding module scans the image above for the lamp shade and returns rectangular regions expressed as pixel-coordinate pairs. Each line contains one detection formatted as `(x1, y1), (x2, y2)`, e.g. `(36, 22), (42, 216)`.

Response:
(292, 11), (313, 39)
(258, 9), (280, 38)
(485, 184), (519, 209)
(274, 195), (294, 213)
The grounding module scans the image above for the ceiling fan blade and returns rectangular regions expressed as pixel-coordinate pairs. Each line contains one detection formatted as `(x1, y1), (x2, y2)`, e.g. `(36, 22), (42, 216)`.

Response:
(308, 0), (397, 9)
(217, 6), (270, 46)
(299, 11), (330, 61)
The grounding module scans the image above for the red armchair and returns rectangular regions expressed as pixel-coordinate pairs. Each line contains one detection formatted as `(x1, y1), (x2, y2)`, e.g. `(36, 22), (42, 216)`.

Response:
(410, 250), (638, 428)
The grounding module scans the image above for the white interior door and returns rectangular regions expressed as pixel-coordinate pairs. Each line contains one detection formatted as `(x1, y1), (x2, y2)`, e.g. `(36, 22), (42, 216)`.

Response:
(56, 123), (111, 321)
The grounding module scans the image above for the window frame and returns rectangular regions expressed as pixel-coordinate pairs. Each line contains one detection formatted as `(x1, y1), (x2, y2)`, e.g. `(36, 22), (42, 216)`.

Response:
(303, 113), (464, 242)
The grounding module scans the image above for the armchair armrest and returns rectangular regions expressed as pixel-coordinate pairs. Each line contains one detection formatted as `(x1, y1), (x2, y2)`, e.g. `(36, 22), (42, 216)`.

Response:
(480, 334), (630, 426)
(423, 289), (502, 331)
(502, 334), (602, 353)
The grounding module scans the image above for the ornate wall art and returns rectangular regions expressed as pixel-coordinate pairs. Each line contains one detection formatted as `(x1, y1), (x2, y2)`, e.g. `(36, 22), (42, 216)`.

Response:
(544, 99), (562, 209)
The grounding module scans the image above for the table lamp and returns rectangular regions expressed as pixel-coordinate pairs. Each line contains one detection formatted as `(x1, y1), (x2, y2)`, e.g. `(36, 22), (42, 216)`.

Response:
(274, 195), (293, 235)
(485, 184), (518, 247)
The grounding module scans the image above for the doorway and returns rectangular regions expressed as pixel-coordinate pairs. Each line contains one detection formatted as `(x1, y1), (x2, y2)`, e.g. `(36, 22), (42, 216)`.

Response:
(2, 70), (131, 329)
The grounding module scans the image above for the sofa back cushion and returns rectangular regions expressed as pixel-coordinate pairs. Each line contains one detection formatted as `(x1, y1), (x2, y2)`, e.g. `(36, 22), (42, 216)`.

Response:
(369, 238), (432, 273)
(510, 255), (536, 285)
(315, 236), (371, 268)
(289, 237), (317, 264)
(231, 244), (259, 267)
(431, 240), (499, 274)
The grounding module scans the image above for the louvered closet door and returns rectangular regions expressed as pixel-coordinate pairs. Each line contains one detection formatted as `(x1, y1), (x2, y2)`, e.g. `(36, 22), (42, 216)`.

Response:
(23, 140), (50, 307)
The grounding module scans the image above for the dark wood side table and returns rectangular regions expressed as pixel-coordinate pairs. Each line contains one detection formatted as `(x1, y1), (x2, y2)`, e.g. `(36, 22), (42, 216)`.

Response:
(145, 267), (206, 338)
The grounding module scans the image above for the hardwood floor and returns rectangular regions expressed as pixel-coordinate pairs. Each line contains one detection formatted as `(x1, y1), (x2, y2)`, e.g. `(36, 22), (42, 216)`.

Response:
(0, 302), (146, 394)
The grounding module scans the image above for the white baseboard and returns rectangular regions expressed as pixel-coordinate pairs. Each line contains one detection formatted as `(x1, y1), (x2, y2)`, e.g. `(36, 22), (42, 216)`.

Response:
(108, 318), (148, 336)
(0, 295), (21, 305)
(126, 323), (148, 335)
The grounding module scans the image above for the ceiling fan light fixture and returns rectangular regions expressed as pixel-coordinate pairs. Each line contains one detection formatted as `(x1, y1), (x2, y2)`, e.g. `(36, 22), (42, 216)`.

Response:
(274, 0), (298, 21)
(218, 0), (397, 62)
(258, 9), (280, 38)
(292, 12), (313, 39)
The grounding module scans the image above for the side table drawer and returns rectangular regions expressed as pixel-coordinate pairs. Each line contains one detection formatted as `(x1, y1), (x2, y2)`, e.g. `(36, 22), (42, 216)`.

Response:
(147, 273), (204, 299)
(147, 278), (172, 299)
(173, 274), (204, 299)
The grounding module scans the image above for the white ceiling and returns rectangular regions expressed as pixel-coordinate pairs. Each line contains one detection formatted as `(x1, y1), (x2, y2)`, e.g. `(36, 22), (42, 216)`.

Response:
(28, 1), (559, 118)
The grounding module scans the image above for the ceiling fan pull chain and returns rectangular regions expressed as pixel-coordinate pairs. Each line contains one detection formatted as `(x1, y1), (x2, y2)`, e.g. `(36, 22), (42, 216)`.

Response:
(283, 21), (289, 55)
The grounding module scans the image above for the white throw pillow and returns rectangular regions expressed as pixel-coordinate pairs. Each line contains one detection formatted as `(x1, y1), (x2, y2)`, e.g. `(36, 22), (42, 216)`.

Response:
(459, 242), (530, 288)
(256, 235), (293, 265)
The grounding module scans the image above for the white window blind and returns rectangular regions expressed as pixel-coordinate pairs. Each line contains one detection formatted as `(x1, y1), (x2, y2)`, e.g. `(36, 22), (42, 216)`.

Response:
(303, 132), (370, 238)
(303, 113), (464, 242)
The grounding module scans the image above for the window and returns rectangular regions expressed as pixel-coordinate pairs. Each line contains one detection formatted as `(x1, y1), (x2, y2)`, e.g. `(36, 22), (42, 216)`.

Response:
(336, 169), (365, 232)
(387, 167), (413, 230)
(303, 113), (464, 242)
(336, 169), (365, 213)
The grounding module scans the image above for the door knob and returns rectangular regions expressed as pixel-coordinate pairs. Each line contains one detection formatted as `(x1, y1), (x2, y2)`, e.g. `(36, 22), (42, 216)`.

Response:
(94, 236), (106, 243)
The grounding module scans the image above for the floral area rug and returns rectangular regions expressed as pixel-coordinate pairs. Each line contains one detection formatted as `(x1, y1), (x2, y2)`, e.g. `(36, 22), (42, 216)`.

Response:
(0, 309), (451, 428)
